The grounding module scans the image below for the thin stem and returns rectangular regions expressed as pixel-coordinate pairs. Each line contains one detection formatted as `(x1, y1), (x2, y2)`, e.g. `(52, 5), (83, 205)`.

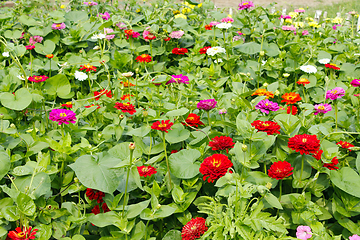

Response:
(207, 111), (211, 128)
(302, 86), (307, 103)
(279, 179), (283, 202)
(60, 160), (65, 205)
(299, 154), (304, 183)
(122, 149), (134, 218)
(163, 132), (172, 190)
(49, 59), (52, 78)
(334, 100), (338, 131)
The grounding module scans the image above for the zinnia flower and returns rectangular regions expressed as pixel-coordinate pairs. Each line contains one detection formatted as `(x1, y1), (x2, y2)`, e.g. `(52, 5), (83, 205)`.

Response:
(296, 225), (312, 240)
(121, 94), (133, 101)
(114, 102), (136, 115)
(351, 79), (360, 87)
(137, 165), (157, 177)
(206, 46), (226, 56)
(208, 136), (235, 153)
(61, 102), (73, 108)
(300, 65), (317, 74)
(288, 134), (320, 155)
(199, 46), (211, 54)
(183, 113), (204, 127)
(94, 89), (112, 100)
(167, 74), (189, 84)
(83, 1), (98, 6)
(169, 30), (184, 39)
(143, 27), (156, 41)
(28, 75), (48, 83)
(205, 24), (212, 30)
(74, 70), (88, 81)
(124, 29), (140, 39)
(49, 109), (77, 125)
(135, 54), (152, 63)
(98, 12), (110, 20)
(85, 104), (101, 109)
(251, 120), (281, 135)
(219, 108), (227, 114)
(282, 25), (297, 31)
(116, 22), (127, 30)
(104, 28), (115, 40)
(172, 48), (188, 55)
(91, 205), (100, 215)
(238, 1), (254, 10)
(151, 120), (174, 133)
(46, 54), (54, 59)
(181, 217), (208, 240)
(314, 103), (332, 115)
(281, 92), (302, 105)
(297, 78), (310, 85)
(26, 45), (35, 50)
(337, 141), (354, 151)
(323, 157), (339, 170)
(312, 149), (323, 160)
(252, 89), (274, 98)
(287, 105), (298, 115)
(86, 188), (105, 203)
(52, 23), (66, 30)
(349, 235), (360, 240)
(325, 63), (340, 70)
(79, 63), (97, 72)
(197, 99), (217, 111)
(200, 154), (233, 182)
(7, 226), (38, 240)
(318, 58), (331, 64)
(268, 161), (294, 180)
(326, 87), (345, 100)
(255, 99), (279, 114)
(302, 30), (309, 36)
(221, 17), (234, 23)
(216, 22), (232, 29)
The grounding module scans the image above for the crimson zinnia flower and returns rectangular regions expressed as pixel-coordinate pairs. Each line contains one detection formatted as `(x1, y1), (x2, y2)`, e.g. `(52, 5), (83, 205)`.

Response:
(288, 134), (320, 155)
(251, 120), (281, 135)
(183, 113), (204, 127)
(61, 102), (73, 108)
(85, 104), (101, 109)
(86, 188), (105, 203)
(151, 120), (174, 133)
(208, 136), (235, 153)
(268, 161), (294, 180)
(94, 89), (112, 100)
(325, 63), (340, 70)
(323, 157), (339, 170)
(181, 217), (208, 240)
(297, 78), (310, 85)
(135, 54), (152, 63)
(312, 149), (323, 160)
(199, 46), (211, 54)
(91, 205), (101, 215)
(205, 24), (213, 30)
(172, 48), (188, 55)
(200, 154), (233, 182)
(46, 54), (54, 59)
(337, 141), (354, 151)
(287, 105), (298, 115)
(79, 63), (97, 72)
(121, 94), (134, 101)
(137, 165), (157, 177)
(114, 102), (136, 115)
(7, 226), (38, 240)
(28, 75), (48, 83)
(281, 92), (302, 105)
(102, 202), (110, 212)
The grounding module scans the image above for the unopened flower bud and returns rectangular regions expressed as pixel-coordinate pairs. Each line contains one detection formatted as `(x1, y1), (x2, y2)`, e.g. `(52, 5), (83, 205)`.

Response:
(274, 90), (280, 96)
(135, 68), (139, 73)
(231, 98), (236, 102)
(266, 182), (272, 189)
(263, 83), (268, 87)
(283, 73), (290, 78)
(242, 144), (248, 152)
(262, 19), (266, 23)
(156, 204), (161, 209)
(46, 205), (52, 210)
(189, 101), (193, 104)
(93, 46), (100, 50)
(0, 114), (4, 119)
(246, 72), (251, 77)
(79, 50), (83, 53)
(260, 51), (265, 56)
(143, 111), (148, 117)
(119, 114), (125, 119)
(98, 133), (102, 138)
(74, 177), (79, 183)
(213, 81), (216, 84)
(129, 142), (136, 150)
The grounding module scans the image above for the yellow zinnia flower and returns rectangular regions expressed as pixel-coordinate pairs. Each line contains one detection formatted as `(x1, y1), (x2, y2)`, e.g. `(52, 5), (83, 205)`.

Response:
(175, 14), (187, 19)
(60, 4), (65, 8)
(289, 12), (299, 18)
(332, 17), (342, 24)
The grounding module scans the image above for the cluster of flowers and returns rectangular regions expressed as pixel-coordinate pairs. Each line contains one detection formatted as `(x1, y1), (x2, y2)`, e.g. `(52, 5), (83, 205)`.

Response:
(85, 188), (110, 215)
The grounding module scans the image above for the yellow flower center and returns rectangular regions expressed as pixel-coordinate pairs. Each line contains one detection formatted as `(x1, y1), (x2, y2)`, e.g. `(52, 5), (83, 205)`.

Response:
(66, 102), (72, 105)
(331, 90), (337, 94)
(212, 158), (222, 167)
(243, 2), (249, 5)
(302, 138), (307, 143)
(318, 106), (325, 110)
(35, 76), (42, 80)
(265, 103), (269, 106)
(188, 117), (194, 121)
(18, 232), (25, 237)
(142, 167), (149, 173)
(141, 54), (148, 58)
(56, 24), (61, 27)
(60, 113), (67, 117)
(158, 124), (167, 128)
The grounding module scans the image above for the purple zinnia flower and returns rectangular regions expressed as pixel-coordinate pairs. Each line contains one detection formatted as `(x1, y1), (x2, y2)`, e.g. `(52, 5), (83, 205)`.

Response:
(169, 30), (184, 39)
(314, 103), (332, 115)
(104, 28), (115, 40)
(52, 23), (66, 30)
(116, 22), (127, 30)
(296, 225), (312, 240)
(238, 1), (254, 10)
(167, 74), (189, 85)
(295, 8), (305, 13)
(98, 12), (110, 20)
(255, 99), (279, 114)
(326, 87), (345, 100)
(49, 109), (77, 125)
(197, 99), (217, 111)
(83, 1), (97, 6)
(349, 235), (360, 240)
(351, 79), (360, 87)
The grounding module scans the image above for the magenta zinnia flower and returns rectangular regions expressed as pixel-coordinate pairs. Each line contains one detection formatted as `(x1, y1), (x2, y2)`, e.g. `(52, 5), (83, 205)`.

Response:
(49, 109), (77, 125)
(209, 21), (220, 26)
(351, 79), (360, 87)
(279, 15), (291, 19)
(167, 74), (189, 85)
(28, 75), (48, 83)
(296, 225), (312, 240)
(314, 103), (332, 115)
(197, 99), (217, 111)
(98, 12), (110, 20)
(52, 23), (66, 30)
(26, 45), (35, 50)
(302, 30), (309, 36)
(255, 99), (279, 114)
(83, 1), (98, 6)
(333, 24), (341, 30)
(326, 87), (345, 100)
(169, 30), (184, 39)
(221, 17), (234, 23)
(349, 235), (360, 240)
(238, 1), (254, 10)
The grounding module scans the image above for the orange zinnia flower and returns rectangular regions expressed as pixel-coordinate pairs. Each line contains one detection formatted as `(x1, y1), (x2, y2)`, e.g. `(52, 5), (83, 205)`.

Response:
(79, 63), (97, 72)
(135, 54), (152, 63)
(281, 92), (302, 105)
(297, 78), (310, 85)
(121, 80), (135, 87)
(252, 89), (274, 98)
(46, 54), (54, 59)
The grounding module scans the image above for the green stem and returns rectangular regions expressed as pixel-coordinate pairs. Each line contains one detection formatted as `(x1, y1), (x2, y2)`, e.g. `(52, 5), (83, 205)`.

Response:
(302, 86), (307, 103)
(122, 149), (134, 218)
(299, 154), (304, 183)
(264, 162), (267, 175)
(49, 59), (52, 78)
(30, 50), (33, 78)
(207, 111), (211, 128)
(279, 179), (283, 202)
(163, 132), (172, 190)
(60, 160), (65, 205)
(335, 100), (338, 131)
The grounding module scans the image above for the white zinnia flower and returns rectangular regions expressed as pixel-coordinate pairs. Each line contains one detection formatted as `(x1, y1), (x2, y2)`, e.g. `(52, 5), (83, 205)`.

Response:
(318, 58), (331, 64)
(214, 59), (223, 63)
(122, 72), (134, 77)
(300, 65), (317, 74)
(216, 22), (232, 29)
(17, 75), (25, 80)
(2, 52), (9, 57)
(74, 70), (88, 81)
(206, 46), (226, 56)
(91, 33), (106, 40)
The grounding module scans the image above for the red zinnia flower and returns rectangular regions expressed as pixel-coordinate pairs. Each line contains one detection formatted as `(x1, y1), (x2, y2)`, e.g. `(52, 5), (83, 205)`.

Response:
(323, 157), (339, 170)
(268, 161), (294, 180)
(281, 92), (302, 105)
(199, 46), (211, 54)
(46, 54), (54, 59)
(312, 149), (323, 160)
(28, 75), (48, 83)
(251, 120), (281, 135)
(114, 102), (136, 115)
(26, 45), (35, 50)
(102, 203), (110, 213)
(7, 226), (38, 240)
(325, 63), (340, 70)
(151, 120), (174, 133)
(183, 113), (204, 127)
(287, 105), (298, 115)
(79, 63), (97, 72)
(199, 154), (233, 183)
(137, 165), (157, 177)
(61, 102), (73, 108)
(205, 24), (213, 30)
(337, 141), (354, 151)
(171, 150), (179, 154)
(135, 54), (152, 63)
(297, 78), (310, 85)
(121, 94), (134, 101)
(91, 205), (100, 215)
(288, 134), (320, 155)
(94, 89), (112, 100)
(172, 48), (188, 55)
(181, 217), (208, 240)
(208, 136), (235, 153)
(86, 188), (105, 203)
(164, 37), (171, 41)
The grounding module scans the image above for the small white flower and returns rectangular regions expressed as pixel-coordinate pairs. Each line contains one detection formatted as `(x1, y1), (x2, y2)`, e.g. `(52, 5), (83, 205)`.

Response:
(91, 33), (106, 40)
(216, 22), (232, 29)
(318, 58), (331, 64)
(93, 46), (101, 50)
(300, 65), (317, 74)
(17, 75), (25, 80)
(214, 59), (223, 63)
(261, 60), (267, 66)
(74, 70), (88, 81)
(206, 46), (226, 56)
(122, 72), (134, 77)
(2, 52), (9, 57)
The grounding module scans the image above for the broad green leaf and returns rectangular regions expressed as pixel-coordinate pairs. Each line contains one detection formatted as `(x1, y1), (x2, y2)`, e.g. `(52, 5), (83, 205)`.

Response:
(1, 206), (20, 221)
(0, 88), (32, 111)
(14, 172), (52, 199)
(126, 125), (151, 137)
(264, 192), (283, 210)
(126, 199), (150, 219)
(16, 192), (36, 216)
(0, 150), (10, 180)
(35, 224), (52, 240)
(330, 167), (360, 198)
(88, 211), (123, 228)
(162, 230), (182, 240)
(169, 149), (201, 179)
(236, 42), (261, 55)
(165, 127), (190, 144)
(140, 205), (176, 220)
(166, 108), (189, 117)
(34, 40), (56, 55)
(43, 74), (71, 98)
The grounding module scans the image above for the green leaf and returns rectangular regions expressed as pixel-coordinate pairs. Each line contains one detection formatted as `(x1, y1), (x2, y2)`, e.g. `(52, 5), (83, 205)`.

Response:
(34, 224), (52, 240)
(169, 149), (201, 179)
(330, 167), (360, 198)
(165, 127), (190, 144)
(140, 205), (176, 220)
(109, 142), (143, 161)
(264, 192), (283, 210)
(65, 11), (89, 22)
(16, 192), (36, 216)
(69, 153), (122, 194)
(0, 227), (7, 238)
(88, 211), (123, 228)
(34, 40), (56, 55)
(1, 206), (20, 221)
(126, 125), (151, 137)
(126, 200), (150, 219)
(0, 88), (32, 111)
(166, 108), (189, 117)
(185, 0), (199, 5)
(0, 150), (10, 180)
(14, 172), (52, 199)
(43, 74), (71, 98)
(162, 230), (182, 240)
(235, 42), (261, 55)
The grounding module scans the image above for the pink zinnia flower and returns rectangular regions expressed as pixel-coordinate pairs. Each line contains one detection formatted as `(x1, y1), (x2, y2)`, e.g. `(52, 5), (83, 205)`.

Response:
(282, 25), (297, 31)
(221, 17), (234, 23)
(33, 35), (43, 43)
(83, 1), (98, 6)
(19, 32), (25, 39)
(26, 45), (35, 50)
(116, 22), (127, 30)
(52, 23), (66, 30)
(238, 1), (254, 10)
(296, 225), (312, 240)
(351, 79), (360, 87)
(326, 87), (345, 100)
(349, 234), (360, 240)
(314, 103), (332, 115)
(104, 28), (115, 40)
(167, 74), (189, 85)
(333, 24), (341, 30)
(28, 75), (48, 83)
(98, 12), (110, 20)
(295, 8), (305, 13)
(209, 21), (220, 26)
(197, 99), (217, 111)
(302, 30), (309, 36)
(255, 99), (279, 114)
(143, 27), (156, 41)
(279, 15), (292, 19)
(49, 109), (77, 125)
(169, 30), (184, 39)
